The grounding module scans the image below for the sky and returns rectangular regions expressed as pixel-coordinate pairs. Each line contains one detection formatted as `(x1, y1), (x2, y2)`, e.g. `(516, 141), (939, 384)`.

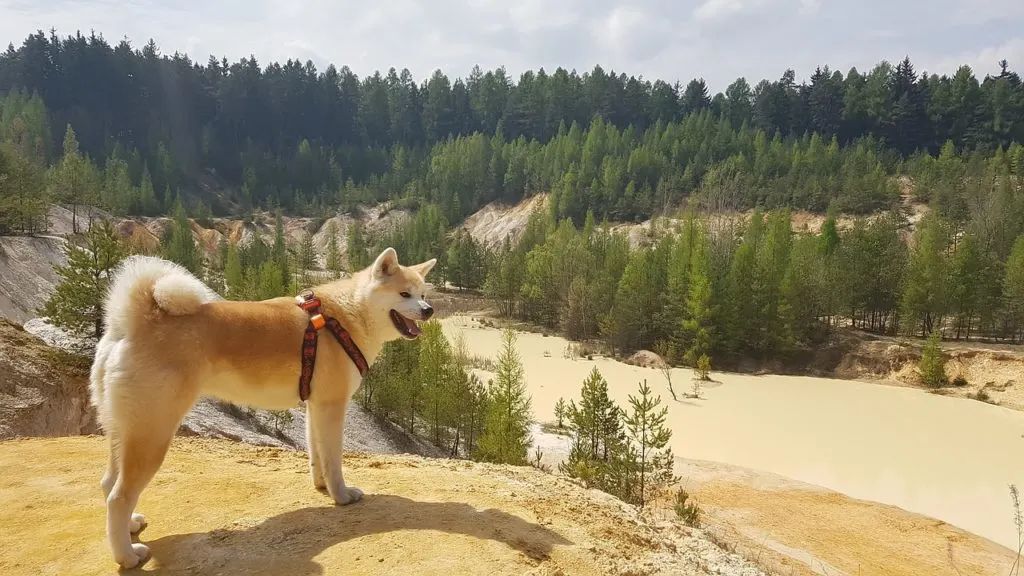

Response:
(1, 0), (1023, 91)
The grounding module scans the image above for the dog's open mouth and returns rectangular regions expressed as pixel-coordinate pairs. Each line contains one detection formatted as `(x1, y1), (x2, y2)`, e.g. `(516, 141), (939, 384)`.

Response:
(390, 310), (422, 339)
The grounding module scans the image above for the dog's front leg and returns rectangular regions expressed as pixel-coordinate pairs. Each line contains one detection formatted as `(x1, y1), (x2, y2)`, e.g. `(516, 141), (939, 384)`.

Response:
(305, 407), (326, 489)
(308, 400), (363, 505)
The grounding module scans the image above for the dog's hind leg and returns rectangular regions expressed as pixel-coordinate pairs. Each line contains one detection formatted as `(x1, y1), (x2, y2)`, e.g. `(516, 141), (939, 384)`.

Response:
(100, 433), (148, 536)
(104, 378), (196, 569)
(305, 408), (326, 489)
(309, 400), (362, 505)
(105, 426), (174, 569)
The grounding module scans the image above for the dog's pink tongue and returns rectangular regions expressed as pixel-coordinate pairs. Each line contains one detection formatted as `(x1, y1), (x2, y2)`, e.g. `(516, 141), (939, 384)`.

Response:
(406, 317), (422, 336)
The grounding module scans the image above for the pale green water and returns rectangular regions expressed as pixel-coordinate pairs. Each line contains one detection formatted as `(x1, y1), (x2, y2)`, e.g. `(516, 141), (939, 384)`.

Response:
(443, 316), (1024, 550)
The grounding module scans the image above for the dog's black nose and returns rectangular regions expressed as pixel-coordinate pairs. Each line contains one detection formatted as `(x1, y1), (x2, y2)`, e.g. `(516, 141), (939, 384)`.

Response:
(421, 303), (434, 320)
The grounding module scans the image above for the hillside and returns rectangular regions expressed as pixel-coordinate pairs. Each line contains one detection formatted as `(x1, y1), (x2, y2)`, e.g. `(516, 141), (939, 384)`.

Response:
(457, 181), (929, 252)
(0, 319), (97, 438)
(0, 436), (766, 576)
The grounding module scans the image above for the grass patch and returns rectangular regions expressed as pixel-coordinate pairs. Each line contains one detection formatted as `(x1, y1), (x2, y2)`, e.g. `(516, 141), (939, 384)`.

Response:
(539, 422), (572, 437)
(40, 347), (92, 374)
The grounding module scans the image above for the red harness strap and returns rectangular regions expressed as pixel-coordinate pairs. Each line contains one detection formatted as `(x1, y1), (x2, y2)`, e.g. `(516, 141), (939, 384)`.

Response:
(295, 289), (369, 401)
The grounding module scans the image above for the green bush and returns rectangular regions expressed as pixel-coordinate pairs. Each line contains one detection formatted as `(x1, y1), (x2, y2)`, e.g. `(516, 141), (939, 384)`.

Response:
(674, 488), (701, 528)
(919, 330), (948, 388)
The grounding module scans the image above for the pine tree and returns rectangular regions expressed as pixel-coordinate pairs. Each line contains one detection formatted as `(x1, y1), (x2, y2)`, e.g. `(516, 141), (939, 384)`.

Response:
(272, 208), (290, 288)
(681, 225), (714, 369)
(418, 320), (456, 447)
(949, 234), (986, 339)
(622, 379), (677, 508)
(297, 230), (316, 286)
(0, 141), (47, 233)
(224, 243), (244, 298)
(138, 164), (159, 215)
(901, 214), (949, 336)
(253, 260), (286, 300)
(1003, 236), (1024, 343)
(554, 398), (567, 429)
(325, 221), (342, 278)
(161, 200), (202, 275)
(347, 220), (370, 270)
(51, 124), (95, 233)
(40, 220), (126, 339)
(484, 238), (525, 317)
(476, 328), (532, 465)
(918, 330), (948, 388)
(560, 367), (624, 491)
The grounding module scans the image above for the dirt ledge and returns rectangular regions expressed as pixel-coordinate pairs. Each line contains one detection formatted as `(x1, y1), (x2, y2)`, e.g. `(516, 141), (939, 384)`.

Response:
(0, 436), (767, 576)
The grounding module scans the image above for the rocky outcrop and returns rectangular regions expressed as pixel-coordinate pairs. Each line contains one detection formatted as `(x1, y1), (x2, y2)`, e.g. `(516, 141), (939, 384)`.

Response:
(0, 235), (67, 324)
(0, 320), (97, 439)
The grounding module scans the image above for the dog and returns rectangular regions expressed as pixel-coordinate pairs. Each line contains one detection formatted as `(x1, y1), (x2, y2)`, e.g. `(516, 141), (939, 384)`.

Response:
(89, 246), (435, 568)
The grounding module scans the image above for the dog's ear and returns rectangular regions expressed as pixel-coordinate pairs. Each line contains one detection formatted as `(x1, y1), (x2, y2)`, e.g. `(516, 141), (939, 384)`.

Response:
(372, 247), (400, 278)
(410, 258), (437, 278)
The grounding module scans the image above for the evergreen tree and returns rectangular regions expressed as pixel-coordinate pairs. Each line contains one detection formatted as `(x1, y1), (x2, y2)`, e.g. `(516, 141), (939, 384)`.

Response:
(622, 379), (677, 508)
(446, 230), (486, 290)
(560, 367), (624, 492)
(418, 320), (456, 447)
(51, 124), (94, 233)
(681, 223), (714, 367)
(161, 200), (202, 275)
(39, 220), (126, 339)
(918, 330), (948, 388)
(1003, 236), (1024, 343)
(224, 242), (244, 298)
(138, 165), (159, 216)
(0, 141), (48, 233)
(347, 220), (370, 270)
(554, 398), (567, 429)
(484, 238), (524, 317)
(901, 214), (949, 336)
(325, 221), (342, 277)
(272, 208), (290, 288)
(476, 328), (533, 465)
(949, 234), (986, 339)
(298, 230), (316, 285)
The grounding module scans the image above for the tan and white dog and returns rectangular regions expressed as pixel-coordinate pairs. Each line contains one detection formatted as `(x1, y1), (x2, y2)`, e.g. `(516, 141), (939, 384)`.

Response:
(89, 247), (435, 568)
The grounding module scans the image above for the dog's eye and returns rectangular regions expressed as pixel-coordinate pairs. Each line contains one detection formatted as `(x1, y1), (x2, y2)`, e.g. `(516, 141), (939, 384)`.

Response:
(400, 292), (411, 298)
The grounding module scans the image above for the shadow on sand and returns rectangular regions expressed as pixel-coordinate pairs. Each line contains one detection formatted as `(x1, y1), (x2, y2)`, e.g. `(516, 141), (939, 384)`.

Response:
(140, 494), (572, 574)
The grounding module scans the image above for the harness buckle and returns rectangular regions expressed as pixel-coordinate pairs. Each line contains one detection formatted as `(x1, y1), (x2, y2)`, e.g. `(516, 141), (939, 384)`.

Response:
(295, 289), (322, 314)
(309, 313), (325, 330)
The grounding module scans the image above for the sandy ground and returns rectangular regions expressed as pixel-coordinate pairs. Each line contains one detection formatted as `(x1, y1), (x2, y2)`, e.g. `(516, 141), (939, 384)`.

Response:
(674, 461), (1020, 576)
(0, 436), (769, 576)
(447, 316), (1024, 574)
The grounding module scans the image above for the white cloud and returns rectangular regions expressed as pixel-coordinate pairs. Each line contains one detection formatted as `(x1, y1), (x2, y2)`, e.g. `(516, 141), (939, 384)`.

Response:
(693, 0), (751, 23)
(799, 0), (821, 15)
(927, 37), (1024, 79)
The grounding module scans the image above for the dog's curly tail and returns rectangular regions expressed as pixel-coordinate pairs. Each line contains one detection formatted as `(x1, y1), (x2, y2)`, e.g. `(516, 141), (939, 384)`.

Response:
(103, 255), (218, 340)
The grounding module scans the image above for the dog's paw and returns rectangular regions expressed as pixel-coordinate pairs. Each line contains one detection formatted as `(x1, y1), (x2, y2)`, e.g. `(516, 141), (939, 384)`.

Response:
(116, 543), (150, 570)
(333, 486), (364, 506)
(129, 513), (147, 534)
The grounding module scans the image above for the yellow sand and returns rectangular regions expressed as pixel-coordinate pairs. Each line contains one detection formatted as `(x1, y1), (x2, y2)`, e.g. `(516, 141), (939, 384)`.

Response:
(0, 436), (702, 576)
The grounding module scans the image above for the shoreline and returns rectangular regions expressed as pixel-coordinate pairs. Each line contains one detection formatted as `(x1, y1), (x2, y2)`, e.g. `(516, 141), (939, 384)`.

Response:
(437, 307), (1024, 414)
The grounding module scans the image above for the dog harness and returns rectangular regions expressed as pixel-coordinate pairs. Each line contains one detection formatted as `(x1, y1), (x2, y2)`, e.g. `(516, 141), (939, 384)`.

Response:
(295, 289), (369, 401)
